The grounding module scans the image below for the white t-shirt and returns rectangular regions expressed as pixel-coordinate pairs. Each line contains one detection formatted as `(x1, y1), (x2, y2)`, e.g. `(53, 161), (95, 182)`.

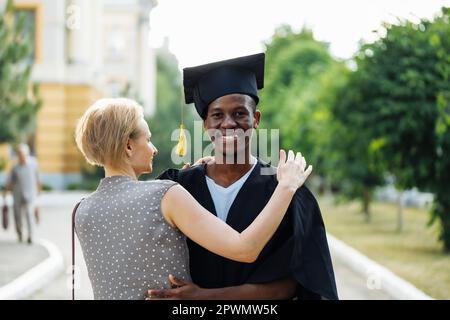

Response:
(205, 159), (258, 222)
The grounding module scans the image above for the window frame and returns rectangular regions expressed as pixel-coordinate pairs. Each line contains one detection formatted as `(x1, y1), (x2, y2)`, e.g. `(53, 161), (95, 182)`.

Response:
(14, 1), (43, 64)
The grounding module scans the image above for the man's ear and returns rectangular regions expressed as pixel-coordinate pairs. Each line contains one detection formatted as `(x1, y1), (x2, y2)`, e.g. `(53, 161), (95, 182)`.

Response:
(253, 110), (261, 129)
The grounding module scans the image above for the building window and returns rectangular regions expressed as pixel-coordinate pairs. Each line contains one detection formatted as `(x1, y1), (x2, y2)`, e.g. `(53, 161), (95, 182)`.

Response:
(13, 3), (42, 64)
(14, 9), (36, 63)
(106, 27), (126, 62)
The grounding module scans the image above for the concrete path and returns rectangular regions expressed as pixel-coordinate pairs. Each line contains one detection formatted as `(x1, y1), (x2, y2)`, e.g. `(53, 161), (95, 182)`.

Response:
(331, 253), (394, 299)
(0, 236), (48, 287)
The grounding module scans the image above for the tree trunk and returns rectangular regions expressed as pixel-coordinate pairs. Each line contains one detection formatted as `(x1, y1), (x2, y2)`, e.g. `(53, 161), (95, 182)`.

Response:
(436, 193), (450, 253)
(362, 188), (371, 223)
(397, 191), (404, 233)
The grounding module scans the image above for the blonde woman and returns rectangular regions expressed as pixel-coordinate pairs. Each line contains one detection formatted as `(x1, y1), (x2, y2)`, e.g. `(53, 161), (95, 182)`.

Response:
(74, 98), (312, 300)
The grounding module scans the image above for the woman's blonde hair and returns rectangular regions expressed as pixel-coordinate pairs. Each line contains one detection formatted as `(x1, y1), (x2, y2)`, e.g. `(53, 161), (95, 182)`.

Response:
(75, 98), (144, 168)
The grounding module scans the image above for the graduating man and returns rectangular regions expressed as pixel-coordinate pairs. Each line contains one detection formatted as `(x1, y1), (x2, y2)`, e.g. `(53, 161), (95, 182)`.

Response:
(152, 53), (338, 300)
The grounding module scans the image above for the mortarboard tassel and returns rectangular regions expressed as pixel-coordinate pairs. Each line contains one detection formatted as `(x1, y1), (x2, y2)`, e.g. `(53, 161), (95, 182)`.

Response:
(175, 87), (187, 157)
(175, 124), (187, 157)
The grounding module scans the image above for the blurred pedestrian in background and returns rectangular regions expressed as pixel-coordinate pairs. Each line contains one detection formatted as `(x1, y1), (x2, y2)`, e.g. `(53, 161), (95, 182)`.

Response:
(2, 144), (41, 244)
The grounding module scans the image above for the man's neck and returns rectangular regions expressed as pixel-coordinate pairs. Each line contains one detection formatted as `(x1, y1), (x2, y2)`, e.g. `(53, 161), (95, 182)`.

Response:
(206, 153), (257, 188)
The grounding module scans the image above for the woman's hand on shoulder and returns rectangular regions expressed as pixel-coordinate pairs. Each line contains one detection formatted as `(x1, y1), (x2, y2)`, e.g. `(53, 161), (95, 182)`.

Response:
(182, 156), (214, 169)
(276, 149), (313, 194)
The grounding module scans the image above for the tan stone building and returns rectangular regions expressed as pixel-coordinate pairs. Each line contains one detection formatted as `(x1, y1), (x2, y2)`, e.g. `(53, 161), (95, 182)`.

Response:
(0, 0), (157, 189)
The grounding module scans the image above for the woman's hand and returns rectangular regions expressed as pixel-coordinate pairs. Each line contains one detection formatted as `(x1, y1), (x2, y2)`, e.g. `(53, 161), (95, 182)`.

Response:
(276, 149), (312, 193)
(182, 156), (214, 169)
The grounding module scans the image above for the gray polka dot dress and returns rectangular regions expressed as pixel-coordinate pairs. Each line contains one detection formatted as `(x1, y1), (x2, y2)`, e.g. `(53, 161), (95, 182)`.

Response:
(75, 176), (191, 300)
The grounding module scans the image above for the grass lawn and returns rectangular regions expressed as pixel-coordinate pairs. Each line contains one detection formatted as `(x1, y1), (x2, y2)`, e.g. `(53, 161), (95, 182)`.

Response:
(319, 196), (450, 299)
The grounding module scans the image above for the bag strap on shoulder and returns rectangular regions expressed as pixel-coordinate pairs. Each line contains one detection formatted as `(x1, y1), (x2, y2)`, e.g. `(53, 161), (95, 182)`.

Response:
(72, 199), (84, 301)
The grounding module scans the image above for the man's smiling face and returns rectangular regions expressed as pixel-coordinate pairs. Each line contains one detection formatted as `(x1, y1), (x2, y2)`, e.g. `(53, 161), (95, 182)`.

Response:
(204, 93), (260, 159)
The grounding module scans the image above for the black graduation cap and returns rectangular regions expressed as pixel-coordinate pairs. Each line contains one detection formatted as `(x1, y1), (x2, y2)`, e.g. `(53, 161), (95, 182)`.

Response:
(183, 53), (265, 119)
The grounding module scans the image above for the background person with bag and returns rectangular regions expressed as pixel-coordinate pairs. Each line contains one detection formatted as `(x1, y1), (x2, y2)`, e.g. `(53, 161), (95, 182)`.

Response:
(2, 144), (41, 244)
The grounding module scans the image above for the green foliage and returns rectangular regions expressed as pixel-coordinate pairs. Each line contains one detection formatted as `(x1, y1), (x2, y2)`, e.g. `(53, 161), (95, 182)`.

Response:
(0, 156), (5, 171)
(144, 48), (200, 178)
(80, 164), (104, 190)
(41, 183), (52, 191)
(347, 7), (450, 250)
(284, 63), (350, 181)
(262, 26), (333, 129)
(67, 164), (104, 191)
(0, 0), (41, 144)
(262, 25), (382, 217)
(262, 26), (336, 169)
(330, 59), (387, 219)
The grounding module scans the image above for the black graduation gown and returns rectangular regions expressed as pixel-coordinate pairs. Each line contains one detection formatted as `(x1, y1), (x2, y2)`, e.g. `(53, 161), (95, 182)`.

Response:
(157, 160), (338, 300)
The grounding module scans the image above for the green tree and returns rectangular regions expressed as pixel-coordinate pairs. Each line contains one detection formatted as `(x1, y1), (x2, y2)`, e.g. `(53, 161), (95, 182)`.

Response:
(262, 26), (366, 204)
(347, 8), (450, 250)
(330, 80), (386, 221)
(262, 26), (333, 131)
(0, 0), (41, 145)
(283, 62), (351, 191)
(145, 47), (199, 178)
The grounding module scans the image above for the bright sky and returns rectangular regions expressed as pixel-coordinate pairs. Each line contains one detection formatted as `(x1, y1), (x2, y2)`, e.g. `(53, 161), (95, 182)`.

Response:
(149, 0), (449, 69)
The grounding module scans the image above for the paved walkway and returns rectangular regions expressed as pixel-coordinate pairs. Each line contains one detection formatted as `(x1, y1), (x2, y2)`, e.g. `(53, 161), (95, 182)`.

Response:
(0, 235), (48, 287)
(331, 253), (394, 299)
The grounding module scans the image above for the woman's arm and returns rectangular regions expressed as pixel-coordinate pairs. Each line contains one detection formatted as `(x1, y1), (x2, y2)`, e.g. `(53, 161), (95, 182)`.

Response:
(161, 150), (312, 263)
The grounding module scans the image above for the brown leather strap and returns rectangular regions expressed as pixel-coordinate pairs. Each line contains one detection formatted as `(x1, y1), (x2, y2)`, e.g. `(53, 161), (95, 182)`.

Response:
(72, 199), (83, 301)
